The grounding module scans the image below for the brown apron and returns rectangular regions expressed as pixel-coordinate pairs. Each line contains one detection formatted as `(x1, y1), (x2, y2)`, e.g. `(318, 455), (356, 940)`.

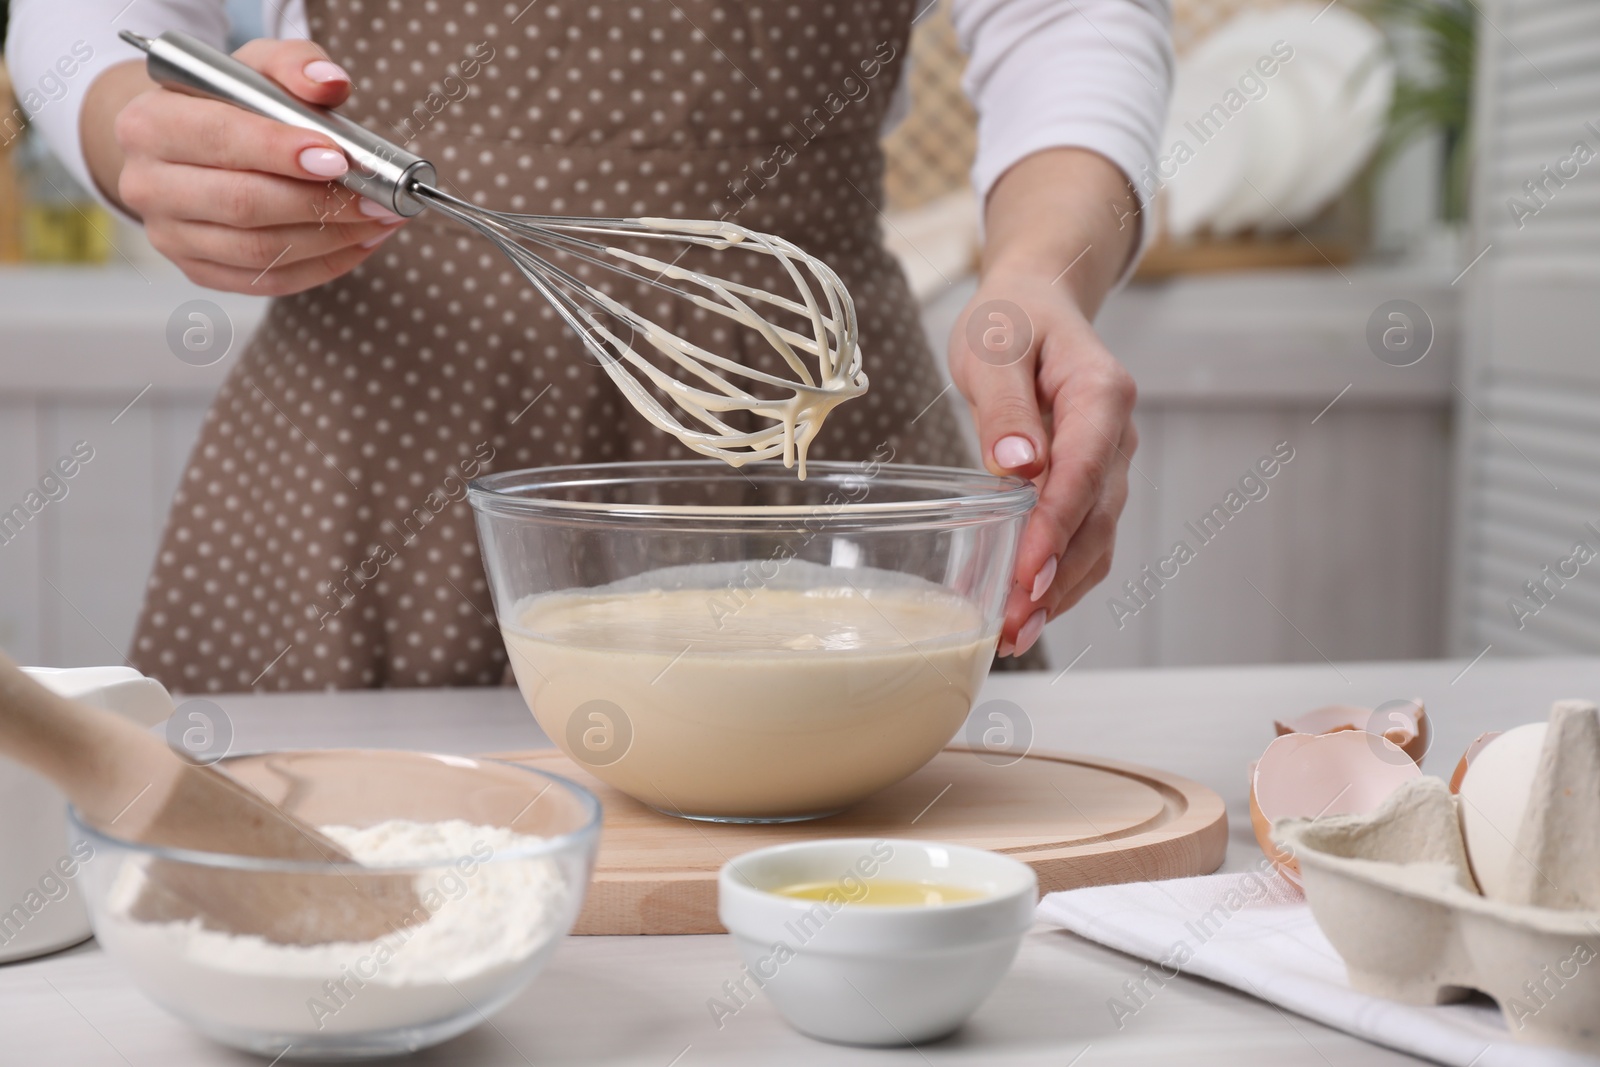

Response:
(130, 0), (979, 693)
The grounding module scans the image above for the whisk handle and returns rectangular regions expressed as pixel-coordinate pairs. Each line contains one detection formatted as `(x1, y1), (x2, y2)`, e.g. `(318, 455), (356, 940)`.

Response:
(119, 29), (436, 217)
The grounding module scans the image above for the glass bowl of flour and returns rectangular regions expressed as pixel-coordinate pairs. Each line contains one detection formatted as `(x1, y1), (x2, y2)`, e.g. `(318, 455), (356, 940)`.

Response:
(70, 750), (600, 1059)
(470, 460), (1035, 822)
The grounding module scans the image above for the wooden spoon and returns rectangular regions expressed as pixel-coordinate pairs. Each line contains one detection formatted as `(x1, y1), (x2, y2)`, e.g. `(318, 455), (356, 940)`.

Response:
(0, 653), (423, 945)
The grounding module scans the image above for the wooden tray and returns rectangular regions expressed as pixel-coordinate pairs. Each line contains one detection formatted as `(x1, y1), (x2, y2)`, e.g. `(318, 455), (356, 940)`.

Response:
(496, 747), (1228, 935)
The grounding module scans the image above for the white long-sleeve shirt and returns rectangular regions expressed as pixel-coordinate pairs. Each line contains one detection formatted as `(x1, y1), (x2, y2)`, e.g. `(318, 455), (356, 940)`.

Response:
(6, 0), (1171, 231)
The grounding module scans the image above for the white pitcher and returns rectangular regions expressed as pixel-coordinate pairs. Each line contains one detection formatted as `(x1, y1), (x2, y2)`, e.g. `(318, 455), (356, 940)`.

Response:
(1, 666), (173, 963)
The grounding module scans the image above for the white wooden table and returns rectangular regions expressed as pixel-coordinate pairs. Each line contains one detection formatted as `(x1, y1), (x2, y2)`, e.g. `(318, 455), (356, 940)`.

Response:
(5, 655), (1592, 1066)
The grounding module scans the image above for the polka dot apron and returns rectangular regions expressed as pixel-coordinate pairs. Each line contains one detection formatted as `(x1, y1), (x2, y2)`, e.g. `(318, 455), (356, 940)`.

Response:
(130, 0), (979, 693)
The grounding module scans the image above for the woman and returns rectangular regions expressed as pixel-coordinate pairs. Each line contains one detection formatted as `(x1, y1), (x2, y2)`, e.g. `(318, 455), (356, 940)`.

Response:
(8, 0), (1170, 692)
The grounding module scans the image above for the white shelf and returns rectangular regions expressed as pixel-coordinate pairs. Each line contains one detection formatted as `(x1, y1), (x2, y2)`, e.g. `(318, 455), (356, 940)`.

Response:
(923, 262), (1460, 407)
(2, 261), (1458, 402)
(0, 265), (266, 395)
(1102, 265), (1460, 403)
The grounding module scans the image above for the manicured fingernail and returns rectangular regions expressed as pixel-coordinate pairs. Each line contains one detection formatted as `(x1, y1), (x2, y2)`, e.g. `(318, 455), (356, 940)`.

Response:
(993, 435), (1036, 470)
(359, 198), (407, 223)
(360, 229), (396, 249)
(304, 59), (350, 84)
(1030, 555), (1058, 602)
(1015, 609), (1048, 657)
(997, 638), (1015, 658)
(299, 147), (348, 178)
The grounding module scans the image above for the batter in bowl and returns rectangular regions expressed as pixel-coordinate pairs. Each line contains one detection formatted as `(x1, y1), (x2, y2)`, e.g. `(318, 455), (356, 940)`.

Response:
(502, 569), (995, 821)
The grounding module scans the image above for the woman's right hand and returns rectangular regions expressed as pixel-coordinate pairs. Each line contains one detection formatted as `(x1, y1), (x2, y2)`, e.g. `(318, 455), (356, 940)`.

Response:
(85, 39), (405, 296)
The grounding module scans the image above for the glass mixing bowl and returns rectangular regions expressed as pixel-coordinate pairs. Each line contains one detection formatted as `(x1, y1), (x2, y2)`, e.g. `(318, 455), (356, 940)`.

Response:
(469, 460), (1035, 822)
(71, 750), (600, 1060)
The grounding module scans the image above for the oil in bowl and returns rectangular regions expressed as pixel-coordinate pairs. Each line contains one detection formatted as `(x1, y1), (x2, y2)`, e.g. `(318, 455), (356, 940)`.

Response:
(772, 880), (987, 906)
(719, 838), (1038, 1046)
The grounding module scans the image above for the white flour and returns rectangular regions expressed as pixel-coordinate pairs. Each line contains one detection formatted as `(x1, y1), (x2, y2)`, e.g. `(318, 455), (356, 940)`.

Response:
(98, 819), (566, 1038)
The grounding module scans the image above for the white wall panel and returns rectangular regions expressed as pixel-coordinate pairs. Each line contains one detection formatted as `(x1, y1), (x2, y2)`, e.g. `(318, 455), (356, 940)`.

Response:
(1449, 0), (1600, 656)
(38, 401), (158, 666)
(0, 405), (42, 664)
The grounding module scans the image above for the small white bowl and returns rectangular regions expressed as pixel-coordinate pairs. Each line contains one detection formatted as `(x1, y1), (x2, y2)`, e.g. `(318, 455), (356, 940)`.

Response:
(717, 838), (1037, 1046)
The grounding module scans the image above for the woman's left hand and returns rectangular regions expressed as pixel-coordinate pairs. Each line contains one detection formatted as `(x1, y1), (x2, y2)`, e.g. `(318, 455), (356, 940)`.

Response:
(949, 269), (1136, 658)
(946, 148), (1144, 659)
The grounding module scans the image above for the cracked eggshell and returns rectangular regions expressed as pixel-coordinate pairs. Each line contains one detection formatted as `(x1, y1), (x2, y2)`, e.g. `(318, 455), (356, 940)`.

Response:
(1448, 730), (1502, 794)
(1455, 722), (1546, 902)
(1251, 730), (1423, 883)
(1274, 699), (1429, 765)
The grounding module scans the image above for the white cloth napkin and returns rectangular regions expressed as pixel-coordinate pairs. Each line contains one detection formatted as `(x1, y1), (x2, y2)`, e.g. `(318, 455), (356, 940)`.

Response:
(1037, 870), (1600, 1067)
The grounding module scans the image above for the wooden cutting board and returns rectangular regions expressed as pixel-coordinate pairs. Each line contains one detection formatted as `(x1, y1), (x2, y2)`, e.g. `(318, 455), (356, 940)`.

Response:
(496, 747), (1228, 935)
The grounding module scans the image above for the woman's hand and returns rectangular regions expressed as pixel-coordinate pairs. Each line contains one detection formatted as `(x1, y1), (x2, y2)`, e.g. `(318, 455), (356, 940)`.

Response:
(948, 148), (1143, 658)
(82, 40), (404, 296)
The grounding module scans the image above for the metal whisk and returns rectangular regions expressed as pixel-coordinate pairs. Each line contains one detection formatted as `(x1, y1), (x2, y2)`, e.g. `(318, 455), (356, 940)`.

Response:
(121, 30), (868, 473)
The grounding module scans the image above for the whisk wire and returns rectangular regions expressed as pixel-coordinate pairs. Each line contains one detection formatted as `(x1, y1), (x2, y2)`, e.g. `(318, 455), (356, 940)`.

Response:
(410, 184), (865, 473)
(437, 199), (813, 460)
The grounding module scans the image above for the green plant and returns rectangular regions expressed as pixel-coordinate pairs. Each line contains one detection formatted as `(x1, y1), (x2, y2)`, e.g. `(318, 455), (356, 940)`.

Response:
(1362, 0), (1476, 221)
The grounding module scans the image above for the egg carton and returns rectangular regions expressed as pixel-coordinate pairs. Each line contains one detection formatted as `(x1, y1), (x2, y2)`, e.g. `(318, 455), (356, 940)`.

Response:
(1275, 701), (1600, 1055)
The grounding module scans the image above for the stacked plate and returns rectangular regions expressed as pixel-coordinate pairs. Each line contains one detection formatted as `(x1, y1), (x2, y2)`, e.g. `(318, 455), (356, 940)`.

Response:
(1157, 3), (1395, 239)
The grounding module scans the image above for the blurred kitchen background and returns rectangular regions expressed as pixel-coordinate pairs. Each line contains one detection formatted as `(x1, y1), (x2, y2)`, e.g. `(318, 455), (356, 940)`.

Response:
(1, 0), (1595, 673)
